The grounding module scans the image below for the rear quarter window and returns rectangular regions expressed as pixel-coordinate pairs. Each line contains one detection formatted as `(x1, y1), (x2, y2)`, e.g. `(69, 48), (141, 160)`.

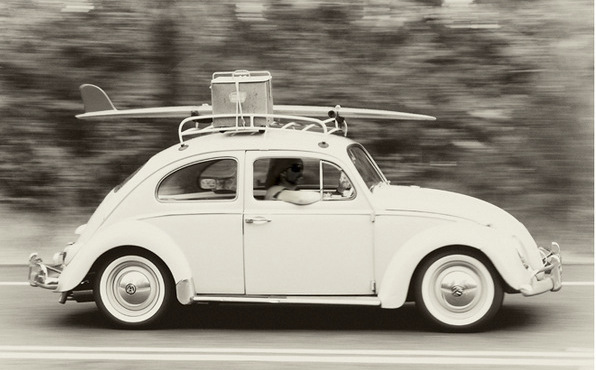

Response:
(157, 158), (237, 201)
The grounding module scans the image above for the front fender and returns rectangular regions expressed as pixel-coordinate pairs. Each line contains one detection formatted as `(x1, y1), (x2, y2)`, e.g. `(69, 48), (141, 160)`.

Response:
(57, 219), (194, 301)
(377, 222), (529, 308)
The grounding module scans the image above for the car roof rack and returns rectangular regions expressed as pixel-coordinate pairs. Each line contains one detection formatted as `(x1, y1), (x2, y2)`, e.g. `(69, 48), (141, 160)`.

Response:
(176, 107), (348, 148)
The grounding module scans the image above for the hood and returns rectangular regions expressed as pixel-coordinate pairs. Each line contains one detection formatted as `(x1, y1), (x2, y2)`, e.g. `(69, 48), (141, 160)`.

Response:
(372, 184), (543, 269)
(372, 184), (523, 233)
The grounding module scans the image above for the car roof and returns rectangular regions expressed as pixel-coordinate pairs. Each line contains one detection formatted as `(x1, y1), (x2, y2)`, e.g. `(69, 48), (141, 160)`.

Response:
(150, 129), (358, 167)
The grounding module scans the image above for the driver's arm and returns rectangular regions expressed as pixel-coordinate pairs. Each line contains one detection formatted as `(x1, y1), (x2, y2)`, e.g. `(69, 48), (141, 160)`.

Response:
(275, 189), (320, 205)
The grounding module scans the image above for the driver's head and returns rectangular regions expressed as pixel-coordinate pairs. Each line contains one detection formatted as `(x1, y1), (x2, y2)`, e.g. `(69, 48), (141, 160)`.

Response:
(282, 160), (304, 185)
(265, 158), (304, 187)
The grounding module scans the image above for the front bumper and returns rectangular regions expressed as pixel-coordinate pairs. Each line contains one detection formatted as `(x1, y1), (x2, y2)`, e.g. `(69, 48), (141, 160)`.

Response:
(519, 242), (562, 296)
(28, 253), (62, 290)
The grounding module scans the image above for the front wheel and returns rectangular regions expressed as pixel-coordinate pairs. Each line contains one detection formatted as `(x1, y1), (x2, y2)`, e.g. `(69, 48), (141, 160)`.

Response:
(94, 253), (173, 328)
(414, 250), (504, 332)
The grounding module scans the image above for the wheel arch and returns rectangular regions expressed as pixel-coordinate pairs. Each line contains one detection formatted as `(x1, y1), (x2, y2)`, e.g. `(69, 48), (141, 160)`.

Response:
(56, 220), (195, 304)
(377, 223), (526, 309)
(406, 245), (511, 302)
(89, 245), (173, 284)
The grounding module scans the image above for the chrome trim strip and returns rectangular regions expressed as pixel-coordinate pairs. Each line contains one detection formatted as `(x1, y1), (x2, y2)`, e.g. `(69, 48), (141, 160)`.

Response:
(191, 295), (381, 306)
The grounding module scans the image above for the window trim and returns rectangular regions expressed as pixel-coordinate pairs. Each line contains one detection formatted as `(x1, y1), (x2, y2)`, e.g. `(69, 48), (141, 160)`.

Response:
(156, 156), (239, 203)
(346, 144), (387, 190)
(320, 160), (356, 201)
(251, 155), (356, 202)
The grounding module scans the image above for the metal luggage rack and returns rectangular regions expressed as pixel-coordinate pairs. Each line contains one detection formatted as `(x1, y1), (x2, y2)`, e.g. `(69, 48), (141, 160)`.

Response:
(177, 111), (348, 147)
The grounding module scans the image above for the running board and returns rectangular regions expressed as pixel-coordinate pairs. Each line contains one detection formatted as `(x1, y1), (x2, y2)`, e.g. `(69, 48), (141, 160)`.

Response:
(191, 295), (381, 306)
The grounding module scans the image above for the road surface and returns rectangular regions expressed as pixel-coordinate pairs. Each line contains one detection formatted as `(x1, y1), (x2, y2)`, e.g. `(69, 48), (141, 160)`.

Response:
(0, 264), (592, 369)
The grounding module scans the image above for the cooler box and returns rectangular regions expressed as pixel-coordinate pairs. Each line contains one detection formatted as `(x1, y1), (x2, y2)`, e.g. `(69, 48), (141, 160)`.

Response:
(211, 71), (273, 127)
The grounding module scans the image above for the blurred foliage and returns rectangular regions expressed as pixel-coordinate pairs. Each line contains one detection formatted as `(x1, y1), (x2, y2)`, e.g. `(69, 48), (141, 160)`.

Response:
(0, 0), (592, 240)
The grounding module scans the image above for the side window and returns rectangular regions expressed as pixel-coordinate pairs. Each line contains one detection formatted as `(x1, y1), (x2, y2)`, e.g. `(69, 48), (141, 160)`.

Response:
(157, 158), (237, 201)
(252, 156), (353, 201)
(253, 157), (320, 200)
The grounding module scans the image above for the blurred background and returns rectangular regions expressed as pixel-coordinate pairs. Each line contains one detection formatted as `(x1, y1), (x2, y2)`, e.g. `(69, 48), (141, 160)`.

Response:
(0, 0), (592, 261)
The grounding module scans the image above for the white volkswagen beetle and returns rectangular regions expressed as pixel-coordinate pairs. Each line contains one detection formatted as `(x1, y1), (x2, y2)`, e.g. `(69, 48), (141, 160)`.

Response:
(29, 71), (562, 331)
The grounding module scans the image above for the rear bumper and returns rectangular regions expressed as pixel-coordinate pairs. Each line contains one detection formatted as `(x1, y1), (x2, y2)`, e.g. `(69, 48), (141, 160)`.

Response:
(28, 253), (62, 290)
(519, 242), (562, 296)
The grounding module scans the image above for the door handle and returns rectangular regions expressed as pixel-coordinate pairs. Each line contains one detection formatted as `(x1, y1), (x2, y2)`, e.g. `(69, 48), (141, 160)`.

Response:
(245, 216), (272, 224)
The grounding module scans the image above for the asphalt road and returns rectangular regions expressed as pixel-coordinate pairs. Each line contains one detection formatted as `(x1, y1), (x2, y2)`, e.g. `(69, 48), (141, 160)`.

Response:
(0, 264), (592, 369)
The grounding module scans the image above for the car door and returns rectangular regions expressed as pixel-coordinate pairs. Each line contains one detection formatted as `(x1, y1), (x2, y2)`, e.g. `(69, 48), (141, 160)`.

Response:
(243, 151), (375, 295)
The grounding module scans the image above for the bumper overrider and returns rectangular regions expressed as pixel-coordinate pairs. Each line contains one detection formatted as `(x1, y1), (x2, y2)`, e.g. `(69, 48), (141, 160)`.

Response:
(29, 252), (95, 304)
(28, 252), (63, 290)
(519, 242), (563, 296)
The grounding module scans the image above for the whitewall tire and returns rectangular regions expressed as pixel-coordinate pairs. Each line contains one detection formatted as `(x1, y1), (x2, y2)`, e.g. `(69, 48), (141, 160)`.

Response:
(94, 253), (173, 328)
(414, 250), (504, 332)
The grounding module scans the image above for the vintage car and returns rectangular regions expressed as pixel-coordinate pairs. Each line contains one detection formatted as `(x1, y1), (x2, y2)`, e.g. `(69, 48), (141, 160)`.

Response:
(29, 71), (562, 331)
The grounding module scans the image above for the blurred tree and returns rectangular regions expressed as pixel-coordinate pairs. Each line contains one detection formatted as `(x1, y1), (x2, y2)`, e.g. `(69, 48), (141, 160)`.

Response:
(153, 0), (180, 105)
(0, 0), (591, 247)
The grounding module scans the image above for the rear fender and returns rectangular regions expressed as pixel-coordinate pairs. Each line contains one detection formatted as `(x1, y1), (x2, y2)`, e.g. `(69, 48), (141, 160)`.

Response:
(57, 220), (194, 303)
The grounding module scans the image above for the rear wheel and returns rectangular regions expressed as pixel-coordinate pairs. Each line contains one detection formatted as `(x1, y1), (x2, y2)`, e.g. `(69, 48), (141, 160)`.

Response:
(94, 253), (173, 328)
(414, 250), (503, 332)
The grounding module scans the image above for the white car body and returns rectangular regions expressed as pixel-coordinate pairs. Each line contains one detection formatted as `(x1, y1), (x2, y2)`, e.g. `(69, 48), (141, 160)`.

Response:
(29, 71), (562, 331)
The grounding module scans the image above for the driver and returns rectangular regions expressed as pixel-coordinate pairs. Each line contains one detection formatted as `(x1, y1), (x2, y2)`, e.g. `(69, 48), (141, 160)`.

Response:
(264, 158), (320, 205)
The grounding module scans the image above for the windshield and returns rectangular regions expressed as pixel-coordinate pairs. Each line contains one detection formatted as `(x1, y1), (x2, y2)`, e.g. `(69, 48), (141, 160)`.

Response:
(347, 145), (386, 190)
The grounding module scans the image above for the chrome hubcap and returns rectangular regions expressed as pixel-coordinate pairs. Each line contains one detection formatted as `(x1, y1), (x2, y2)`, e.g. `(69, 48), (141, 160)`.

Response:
(117, 270), (152, 305)
(440, 270), (479, 309)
